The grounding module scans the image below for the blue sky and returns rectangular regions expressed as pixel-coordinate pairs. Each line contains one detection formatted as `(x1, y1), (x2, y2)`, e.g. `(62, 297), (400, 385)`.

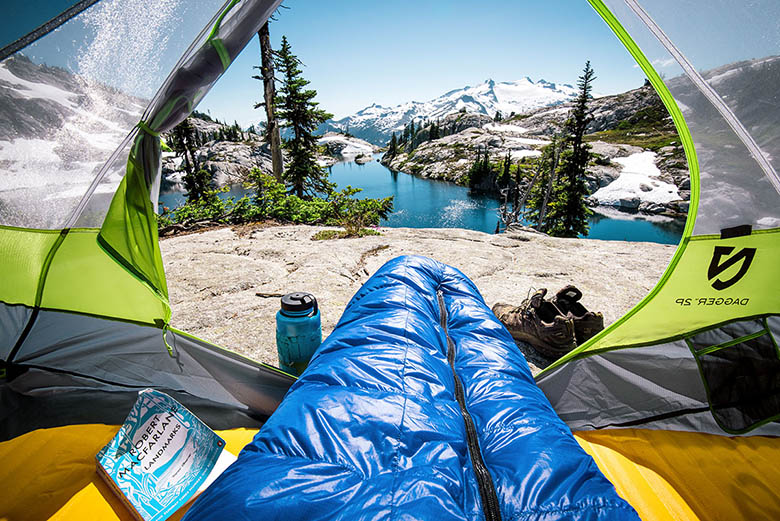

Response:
(200, 0), (648, 127)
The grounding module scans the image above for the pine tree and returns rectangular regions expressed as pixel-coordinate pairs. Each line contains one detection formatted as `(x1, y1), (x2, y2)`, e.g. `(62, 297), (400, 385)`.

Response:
(429, 122), (440, 141)
(468, 147), (492, 189)
(524, 62), (595, 237)
(524, 136), (561, 232)
(554, 61), (595, 237)
(497, 152), (512, 188)
(171, 117), (214, 203)
(274, 36), (334, 198)
(388, 133), (398, 157)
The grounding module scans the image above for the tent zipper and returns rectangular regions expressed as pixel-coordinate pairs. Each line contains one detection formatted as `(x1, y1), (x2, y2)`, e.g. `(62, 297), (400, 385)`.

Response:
(437, 290), (502, 521)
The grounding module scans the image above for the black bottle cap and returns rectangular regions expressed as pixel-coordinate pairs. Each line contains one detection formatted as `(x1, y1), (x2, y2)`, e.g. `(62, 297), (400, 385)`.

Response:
(280, 292), (317, 313)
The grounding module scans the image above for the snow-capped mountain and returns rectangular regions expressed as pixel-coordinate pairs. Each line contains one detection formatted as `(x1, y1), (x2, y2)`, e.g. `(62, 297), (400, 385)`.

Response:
(320, 77), (577, 145)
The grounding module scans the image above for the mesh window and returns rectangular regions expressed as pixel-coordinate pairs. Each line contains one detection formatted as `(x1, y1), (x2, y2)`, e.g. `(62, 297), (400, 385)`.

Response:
(0, 0), (228, 229)
(600, 0), (780, 232)
(688, 317), (780, 433)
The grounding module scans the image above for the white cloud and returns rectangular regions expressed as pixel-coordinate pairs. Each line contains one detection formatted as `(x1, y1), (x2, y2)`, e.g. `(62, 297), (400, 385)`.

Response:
(651, 58), (677, 68)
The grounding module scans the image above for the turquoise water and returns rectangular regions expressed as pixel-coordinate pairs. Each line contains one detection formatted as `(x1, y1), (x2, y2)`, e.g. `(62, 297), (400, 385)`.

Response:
(159, 157), (685, 245)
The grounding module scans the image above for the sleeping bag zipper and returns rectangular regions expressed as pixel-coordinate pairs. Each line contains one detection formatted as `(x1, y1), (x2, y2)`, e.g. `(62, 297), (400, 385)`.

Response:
(437, 290), (502, 521)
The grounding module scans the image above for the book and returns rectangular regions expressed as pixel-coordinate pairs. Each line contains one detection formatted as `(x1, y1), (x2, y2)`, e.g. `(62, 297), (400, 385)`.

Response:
(96, 389), (236, 521)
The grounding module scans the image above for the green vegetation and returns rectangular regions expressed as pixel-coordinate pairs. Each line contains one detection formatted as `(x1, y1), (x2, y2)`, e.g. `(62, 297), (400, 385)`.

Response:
(585, 102), (680, 153)
(311, 228), (381, 241)
(159, 170), (393, 235)
(526, 62), (595, 238)
(467, 146), (493, 189)
(169, 118), (216, 204)
(387, 132), (399, 158)
(274, 36), (334, 198)
(161, 33), (394, 238)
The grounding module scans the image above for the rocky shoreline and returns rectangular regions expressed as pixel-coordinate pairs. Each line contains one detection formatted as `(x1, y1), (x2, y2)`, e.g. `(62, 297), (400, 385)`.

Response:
(161, 128), (378, 191)
(161, 224), (675, 374)
(379, 85), (689, 221)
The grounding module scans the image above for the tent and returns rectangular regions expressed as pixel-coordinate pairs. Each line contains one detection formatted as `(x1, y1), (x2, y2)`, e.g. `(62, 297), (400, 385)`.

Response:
(0, 0), (778, 519)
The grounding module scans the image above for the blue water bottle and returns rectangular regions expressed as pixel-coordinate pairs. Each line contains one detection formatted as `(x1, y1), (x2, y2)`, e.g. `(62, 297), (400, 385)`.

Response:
(275, 292), (322, 376)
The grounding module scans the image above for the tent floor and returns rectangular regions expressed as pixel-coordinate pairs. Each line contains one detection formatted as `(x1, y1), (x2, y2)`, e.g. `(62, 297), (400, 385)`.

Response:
(2, 425), (778, 520)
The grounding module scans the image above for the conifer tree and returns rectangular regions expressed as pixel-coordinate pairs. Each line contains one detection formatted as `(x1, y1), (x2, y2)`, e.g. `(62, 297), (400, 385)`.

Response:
(429, 122), (440, 141)
(171, 117), (215, 203)
(524, 62), (595, 237)
(274, 36), (334, 198)
(524, 136), (561, 231)
(554, 61), (595, 237)
(388, 133), (398, 157)
(468, 146), (492, 189)
(497, 152), (512, 188)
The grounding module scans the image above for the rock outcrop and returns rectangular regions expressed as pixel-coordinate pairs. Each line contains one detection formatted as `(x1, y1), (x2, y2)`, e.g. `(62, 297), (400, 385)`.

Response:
(161, 135), (274, 189)
(380, 113), (544, 183)
(161, 224), (675, 374)
(161, 122), (377, 190)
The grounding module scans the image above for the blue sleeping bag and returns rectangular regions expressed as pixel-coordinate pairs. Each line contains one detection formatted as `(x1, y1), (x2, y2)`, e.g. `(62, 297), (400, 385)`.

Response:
(184, 256), (638, 520)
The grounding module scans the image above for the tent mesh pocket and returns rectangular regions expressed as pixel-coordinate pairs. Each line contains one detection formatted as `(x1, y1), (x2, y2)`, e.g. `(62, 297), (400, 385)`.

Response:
(688, 317), (780, 433)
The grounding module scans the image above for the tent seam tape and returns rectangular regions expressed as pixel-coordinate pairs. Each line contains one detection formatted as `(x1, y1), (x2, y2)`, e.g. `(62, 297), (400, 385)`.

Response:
(63, 128), (138, 229)
(95, 234), (170, 319)
(622, 0), (780, 198)
(6, 230), (69, 364)
(538, 0), (701, 378)
(694, 329), (768, 356)
(0, 0), (104, 61)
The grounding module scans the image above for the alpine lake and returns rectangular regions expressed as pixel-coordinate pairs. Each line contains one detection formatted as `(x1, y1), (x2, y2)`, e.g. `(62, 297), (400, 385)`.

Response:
(159, 155), (685, 245)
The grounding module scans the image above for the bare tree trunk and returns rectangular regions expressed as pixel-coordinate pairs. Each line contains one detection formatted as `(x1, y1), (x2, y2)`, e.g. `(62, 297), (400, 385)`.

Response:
(538, 139), (561, 230)
(259, 22), (283, 181)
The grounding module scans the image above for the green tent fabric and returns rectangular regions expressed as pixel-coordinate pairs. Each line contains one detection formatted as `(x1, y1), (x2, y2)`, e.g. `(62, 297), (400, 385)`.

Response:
(537, 0), (780, 437)
(0, 0), (293, 441)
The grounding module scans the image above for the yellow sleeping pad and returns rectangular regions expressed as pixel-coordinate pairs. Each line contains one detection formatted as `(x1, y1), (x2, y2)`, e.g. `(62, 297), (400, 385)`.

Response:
(3, 424), (779, 520)
(575, 428), (780, 521)
(0, 424), (257, 521)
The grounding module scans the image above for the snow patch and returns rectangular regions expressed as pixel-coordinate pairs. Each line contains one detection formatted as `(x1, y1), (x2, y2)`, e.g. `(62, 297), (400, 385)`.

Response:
(0, 64), (79, 110)
(503, 136), (550, 146)
(483, 123), (530, 134)
(591, 151), (680, 206)
(0, 138), (60, 165)
(510, 150), (542, 160)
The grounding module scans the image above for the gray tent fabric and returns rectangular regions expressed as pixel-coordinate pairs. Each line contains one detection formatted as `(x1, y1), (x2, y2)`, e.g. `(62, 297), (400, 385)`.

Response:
(537, 338), (780, 437)
(0, 369), (269, 440)
(1, 308), (294, 441)
(0, 0), (295, 444)
(0, 304), (31, 360)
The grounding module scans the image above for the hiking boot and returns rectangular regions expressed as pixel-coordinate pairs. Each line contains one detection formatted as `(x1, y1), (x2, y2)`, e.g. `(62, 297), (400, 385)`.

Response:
(550, 285), (604, 345)
(492, 289), (577, 358)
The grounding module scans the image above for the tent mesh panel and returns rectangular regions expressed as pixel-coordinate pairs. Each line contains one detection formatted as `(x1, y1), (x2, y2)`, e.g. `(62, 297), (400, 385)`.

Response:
(689, 317), (780, 433)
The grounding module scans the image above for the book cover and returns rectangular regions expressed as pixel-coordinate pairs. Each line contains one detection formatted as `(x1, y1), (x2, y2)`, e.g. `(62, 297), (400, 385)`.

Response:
(96, 389), (234, 521)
